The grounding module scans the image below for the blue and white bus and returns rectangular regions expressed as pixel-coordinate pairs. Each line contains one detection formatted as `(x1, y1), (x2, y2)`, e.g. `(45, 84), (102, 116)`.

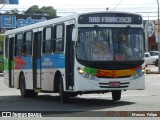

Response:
(4, 11), (145, 103)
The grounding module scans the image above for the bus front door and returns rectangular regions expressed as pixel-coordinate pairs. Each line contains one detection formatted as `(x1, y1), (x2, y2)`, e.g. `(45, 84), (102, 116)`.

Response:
(32, 31), (42, 90)
(65, 25), (74, 90)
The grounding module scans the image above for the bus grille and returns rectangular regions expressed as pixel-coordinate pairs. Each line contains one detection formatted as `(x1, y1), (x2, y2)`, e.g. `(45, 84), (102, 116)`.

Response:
(97, 76), (131, 78)
(99, 82), (129, 88)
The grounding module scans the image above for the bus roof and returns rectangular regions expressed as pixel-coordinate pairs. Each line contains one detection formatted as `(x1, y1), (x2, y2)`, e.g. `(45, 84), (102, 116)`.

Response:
(5, 11), (142, 35)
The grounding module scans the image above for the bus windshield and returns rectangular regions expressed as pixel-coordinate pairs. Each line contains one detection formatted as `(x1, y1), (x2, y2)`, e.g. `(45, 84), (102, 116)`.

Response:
(76, 27), (144, 61)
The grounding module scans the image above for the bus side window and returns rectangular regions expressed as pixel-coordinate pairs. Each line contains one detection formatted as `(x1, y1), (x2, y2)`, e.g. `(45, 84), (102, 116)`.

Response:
(25, 31), (32, 56)
(54, 24), (64, 53)
(15, 33), (23, 57)
(43, 27), (53, 54)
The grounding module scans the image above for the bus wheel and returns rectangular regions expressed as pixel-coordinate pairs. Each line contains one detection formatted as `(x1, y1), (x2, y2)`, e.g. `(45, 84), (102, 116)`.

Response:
(69, 93), (78, 97)
(20, 74), (38, 98)
(28, 90), (38, 98)
(155, 59), (158, 67)
(111, 90), (121, 101)
(59, 76), (70, 104)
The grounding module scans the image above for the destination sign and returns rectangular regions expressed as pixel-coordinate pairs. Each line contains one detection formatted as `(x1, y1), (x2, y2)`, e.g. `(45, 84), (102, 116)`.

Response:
(78, 13), (142, 24)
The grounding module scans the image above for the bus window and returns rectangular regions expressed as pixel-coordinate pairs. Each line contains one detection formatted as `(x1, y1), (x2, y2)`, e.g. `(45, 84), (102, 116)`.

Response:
(15, 33), (23, 57)
(43, 27), (52, 54)
(25, 31), (32, 56)
(54, 24), (64, 53)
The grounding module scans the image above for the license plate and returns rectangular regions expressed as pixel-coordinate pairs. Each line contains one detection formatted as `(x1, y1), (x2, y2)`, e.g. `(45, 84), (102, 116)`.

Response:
(109, 82), (120, 87)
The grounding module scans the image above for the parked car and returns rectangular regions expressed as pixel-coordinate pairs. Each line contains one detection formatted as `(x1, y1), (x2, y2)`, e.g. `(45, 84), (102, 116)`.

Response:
(144, 51), (158, 67)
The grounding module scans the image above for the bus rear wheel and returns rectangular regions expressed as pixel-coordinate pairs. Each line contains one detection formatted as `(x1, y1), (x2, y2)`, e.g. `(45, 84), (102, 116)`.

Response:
(20, 74), (38, 98)
(58, 76), (70, 104)
(111, 90), (121, 101)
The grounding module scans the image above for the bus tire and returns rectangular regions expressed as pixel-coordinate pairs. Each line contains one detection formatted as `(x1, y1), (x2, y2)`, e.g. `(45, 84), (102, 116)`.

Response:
(69, 93), (78, 97)
(155, 59), (158, 67)
(111, 90), (121, 101)
(59, 75), (70, 104)
(28, 90), (38, 98)
(20, 74), (38, 98)
(20, 74), (29, 98)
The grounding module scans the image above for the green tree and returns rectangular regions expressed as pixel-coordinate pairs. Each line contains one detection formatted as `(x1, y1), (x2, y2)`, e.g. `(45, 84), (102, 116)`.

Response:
(24, 5), (57, 16)
(24, 5), (40, 15)
(40, 6), (56, 16)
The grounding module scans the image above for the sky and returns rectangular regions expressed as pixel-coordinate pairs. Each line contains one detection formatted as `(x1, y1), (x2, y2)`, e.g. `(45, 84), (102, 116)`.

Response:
(0, 0), (159, 20)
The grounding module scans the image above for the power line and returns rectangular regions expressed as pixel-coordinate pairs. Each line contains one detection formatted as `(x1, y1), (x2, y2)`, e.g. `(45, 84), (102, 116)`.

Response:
(0, 4), (6, 11)
(113, 0), (124, 10)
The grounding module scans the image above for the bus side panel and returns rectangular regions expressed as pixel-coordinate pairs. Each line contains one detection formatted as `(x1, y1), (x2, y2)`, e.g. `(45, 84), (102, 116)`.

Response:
(41, 54), (65, 91)
(13, 69), (20, 89)
(4, 37), (14, 88)
(23, 57), (33, 90)
(4, 58), (9, 87)
(14, 56), (33, 89)
(4, 36), (9, 87)
(25, 70), (34, 89)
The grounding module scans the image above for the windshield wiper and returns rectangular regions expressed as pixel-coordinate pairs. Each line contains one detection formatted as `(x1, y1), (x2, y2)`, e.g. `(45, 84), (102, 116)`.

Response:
(94, 25), (110, 51)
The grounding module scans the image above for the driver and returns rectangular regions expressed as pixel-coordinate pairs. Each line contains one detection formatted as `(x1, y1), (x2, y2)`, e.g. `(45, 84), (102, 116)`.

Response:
(115, 33), (132, 60)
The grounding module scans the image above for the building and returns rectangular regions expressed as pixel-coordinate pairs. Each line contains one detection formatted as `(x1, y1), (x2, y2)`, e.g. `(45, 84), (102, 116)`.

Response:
(144, 20), (158, 51)
(0, 14), (56, 34)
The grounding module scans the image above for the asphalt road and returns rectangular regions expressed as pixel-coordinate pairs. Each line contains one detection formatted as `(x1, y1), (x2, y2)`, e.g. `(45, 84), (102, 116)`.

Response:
(0, 66), (160, 119)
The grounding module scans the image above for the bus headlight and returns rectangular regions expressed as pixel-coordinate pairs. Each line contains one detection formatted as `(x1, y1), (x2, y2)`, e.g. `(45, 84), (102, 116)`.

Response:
(77, 67), (84, 74)
(142, 67), (146, 73)
(77, 67), (95, 80)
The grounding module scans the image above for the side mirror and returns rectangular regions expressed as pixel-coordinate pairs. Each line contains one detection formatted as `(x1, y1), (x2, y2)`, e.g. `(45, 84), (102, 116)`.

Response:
(72, 28), (78, 41)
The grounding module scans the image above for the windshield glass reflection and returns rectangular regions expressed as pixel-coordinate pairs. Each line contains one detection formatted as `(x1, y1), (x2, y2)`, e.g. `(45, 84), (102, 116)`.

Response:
(76, 27), (144, 61)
